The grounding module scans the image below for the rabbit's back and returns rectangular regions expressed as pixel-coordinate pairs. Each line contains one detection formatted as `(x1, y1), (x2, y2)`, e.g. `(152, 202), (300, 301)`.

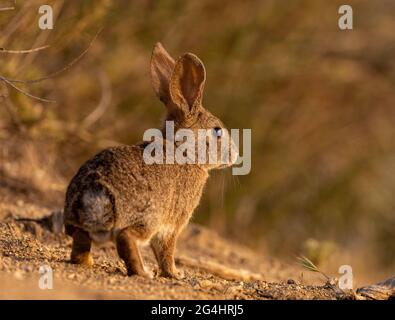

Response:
(64, 144), (208, 239)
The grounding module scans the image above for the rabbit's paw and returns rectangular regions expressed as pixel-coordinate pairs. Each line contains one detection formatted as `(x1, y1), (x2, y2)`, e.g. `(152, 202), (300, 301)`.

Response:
(161, 268), (185, 280)
(127, 268), (154, 279)
(142, 268), (155, 279)
(70, 252), (93, 267)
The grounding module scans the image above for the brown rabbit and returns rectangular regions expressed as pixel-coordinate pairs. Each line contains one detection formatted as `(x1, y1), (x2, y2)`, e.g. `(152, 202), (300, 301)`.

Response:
(63, 43), (238, 278)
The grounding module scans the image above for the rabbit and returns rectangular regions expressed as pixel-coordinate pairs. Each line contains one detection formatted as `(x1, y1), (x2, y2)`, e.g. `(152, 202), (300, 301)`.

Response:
(63, 43), (238, 279)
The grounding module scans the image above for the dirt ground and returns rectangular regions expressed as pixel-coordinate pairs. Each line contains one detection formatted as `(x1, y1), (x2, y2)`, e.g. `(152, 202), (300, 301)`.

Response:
(0, 171), (358, 300)
(0, 139), (381, 300)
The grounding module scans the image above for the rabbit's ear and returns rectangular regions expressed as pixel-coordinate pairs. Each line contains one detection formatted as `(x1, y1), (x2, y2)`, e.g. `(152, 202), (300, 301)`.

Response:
(169, 53), (206, 115)
(150, 42), (175, 104)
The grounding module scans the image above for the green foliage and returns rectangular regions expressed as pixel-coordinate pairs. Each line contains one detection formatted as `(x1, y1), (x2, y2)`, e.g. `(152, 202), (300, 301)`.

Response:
(297, 255), (330, 280)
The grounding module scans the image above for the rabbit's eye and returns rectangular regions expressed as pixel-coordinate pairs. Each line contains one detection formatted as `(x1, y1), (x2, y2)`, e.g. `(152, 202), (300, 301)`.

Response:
(213, 127), (222, 138)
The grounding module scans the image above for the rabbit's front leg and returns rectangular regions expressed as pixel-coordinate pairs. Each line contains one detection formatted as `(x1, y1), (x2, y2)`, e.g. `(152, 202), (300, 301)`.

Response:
(151, 230), (183, 279)
(116, 227), (152, 278)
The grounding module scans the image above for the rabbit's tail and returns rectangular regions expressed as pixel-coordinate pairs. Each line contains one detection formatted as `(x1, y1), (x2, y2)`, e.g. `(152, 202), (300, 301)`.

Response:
(78, 182), (115, 234)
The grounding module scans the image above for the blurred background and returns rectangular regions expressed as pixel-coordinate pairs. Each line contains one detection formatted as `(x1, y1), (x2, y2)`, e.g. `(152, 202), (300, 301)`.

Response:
(1, 0), (394, 282)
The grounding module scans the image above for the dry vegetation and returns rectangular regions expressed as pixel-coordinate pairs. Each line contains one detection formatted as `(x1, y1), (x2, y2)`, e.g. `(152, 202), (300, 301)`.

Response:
(1, 0), (395, 296)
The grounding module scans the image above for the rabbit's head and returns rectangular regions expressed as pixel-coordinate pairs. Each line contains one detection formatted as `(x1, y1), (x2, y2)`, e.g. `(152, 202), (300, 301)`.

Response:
(150, 43), (238, 170)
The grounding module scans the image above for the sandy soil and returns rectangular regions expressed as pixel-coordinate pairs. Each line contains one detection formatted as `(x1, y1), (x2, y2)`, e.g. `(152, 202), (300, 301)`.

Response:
(0, 174), (356, 300)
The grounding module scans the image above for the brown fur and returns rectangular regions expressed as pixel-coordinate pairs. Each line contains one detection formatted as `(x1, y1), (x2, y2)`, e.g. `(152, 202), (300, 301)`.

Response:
(70, 227), (93, 267)
(63, 43), (236, 278)
(116, 228), (148, 277)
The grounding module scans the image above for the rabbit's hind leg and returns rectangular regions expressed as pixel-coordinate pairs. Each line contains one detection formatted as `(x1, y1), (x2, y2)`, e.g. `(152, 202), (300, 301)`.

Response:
(68, 226), (94, 267)
(116, 227), (152, 278)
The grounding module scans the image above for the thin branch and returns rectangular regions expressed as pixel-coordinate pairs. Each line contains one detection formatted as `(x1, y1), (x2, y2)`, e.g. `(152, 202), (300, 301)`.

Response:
(81, 70), (112, 129)
(0, 28), (101, 103)
(176, 255), (263, 281)
(0, 0), (16, 11)
(0, 83), (25, 132)
(0, 45), (50, 54)
(0, 75), (56, 103)
(0, 7), (14, 11)
(4, 29), (102, 84)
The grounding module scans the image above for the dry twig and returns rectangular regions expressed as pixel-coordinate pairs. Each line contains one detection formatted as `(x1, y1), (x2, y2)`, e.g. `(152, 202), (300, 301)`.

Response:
(177, 255), (263, 281)
(0, 0), (16, 11)
(0, 45), (50, 54)
(0, 75), (55, 103)
(4, 29), (102, 85)
(81, 70), (112, 129)
(0, 29), (101, 103)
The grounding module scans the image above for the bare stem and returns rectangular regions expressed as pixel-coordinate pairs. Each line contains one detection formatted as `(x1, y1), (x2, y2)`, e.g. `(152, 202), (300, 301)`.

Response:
(4, 29), (102, 84)
(0, 45), (50, 54)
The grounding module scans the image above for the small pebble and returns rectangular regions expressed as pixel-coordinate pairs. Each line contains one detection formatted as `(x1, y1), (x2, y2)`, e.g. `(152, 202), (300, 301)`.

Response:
(14, 270), (24, 280)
